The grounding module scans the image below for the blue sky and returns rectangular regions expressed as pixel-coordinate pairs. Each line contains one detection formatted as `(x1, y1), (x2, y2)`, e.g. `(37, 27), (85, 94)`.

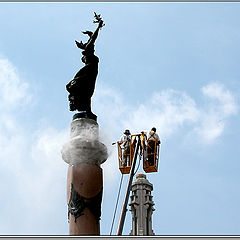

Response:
(0, 2), (240, 235)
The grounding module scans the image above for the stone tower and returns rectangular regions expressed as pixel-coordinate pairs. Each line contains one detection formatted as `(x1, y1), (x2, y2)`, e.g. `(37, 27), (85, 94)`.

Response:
(129, 173), (155, 236)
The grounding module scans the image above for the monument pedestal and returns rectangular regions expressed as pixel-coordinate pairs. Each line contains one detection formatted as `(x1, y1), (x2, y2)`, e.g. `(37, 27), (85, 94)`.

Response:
(62, 118), (108, 235)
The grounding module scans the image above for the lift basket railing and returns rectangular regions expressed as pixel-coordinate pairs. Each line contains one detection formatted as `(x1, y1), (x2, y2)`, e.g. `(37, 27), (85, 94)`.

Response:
(142, 139), (159, 173)
(117, 135), (137, 174)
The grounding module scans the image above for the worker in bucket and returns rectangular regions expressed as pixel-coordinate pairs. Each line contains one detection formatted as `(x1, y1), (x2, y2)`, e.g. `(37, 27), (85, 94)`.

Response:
(140, 131), (147, 154)
(120, 129), (132, 167)
(147, 127), (160, 166)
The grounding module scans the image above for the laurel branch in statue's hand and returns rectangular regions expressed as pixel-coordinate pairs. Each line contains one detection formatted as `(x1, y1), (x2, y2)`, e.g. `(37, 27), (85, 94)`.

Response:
(93, 12), (105, 29)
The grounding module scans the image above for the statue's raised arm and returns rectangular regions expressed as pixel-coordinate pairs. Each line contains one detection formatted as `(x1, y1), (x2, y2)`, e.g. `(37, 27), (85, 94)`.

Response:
(85, 13), (104, 49)
(75, 13), (105, 53)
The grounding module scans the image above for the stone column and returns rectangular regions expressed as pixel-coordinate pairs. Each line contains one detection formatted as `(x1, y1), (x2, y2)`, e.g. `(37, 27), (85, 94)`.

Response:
(61, 118), (108, 235)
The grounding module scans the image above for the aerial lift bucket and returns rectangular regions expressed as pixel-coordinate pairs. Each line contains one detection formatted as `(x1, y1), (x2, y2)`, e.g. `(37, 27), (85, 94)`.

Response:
(117, 136), (136, 174)
(143, 139), (159, 173)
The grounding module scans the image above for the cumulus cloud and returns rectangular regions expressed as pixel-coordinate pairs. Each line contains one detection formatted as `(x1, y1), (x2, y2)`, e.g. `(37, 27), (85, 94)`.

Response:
(20, 127), (69, 232)
(195, 82), (238, 143)
(0, 57), (30, 110)
(94, 86), (129, 135)
(123, 89), (200, 138)
(202, 82), (237, 116)
(96, 82), (237, 145)
(0, 57), (31, 174)
(0, 57), (69, 234)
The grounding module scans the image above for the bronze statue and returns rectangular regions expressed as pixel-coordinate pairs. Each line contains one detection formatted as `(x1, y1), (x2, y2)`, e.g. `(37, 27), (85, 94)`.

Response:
(66, 13), (105, 121)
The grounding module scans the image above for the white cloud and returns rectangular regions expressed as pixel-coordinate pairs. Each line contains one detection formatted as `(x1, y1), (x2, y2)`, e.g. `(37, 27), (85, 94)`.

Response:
(0, 57), (69, 234)
(96, 82), (237, 145)
(94, 86), (129, 135)
(23, 127), (68, 214)
(195, 115), (224, 143)
(123, 89), (200, 138)
(195, 82), (238, 143)
(0, 57), (31, 173)
(202, 82), (237, 116)
(0, 57), (30, 110)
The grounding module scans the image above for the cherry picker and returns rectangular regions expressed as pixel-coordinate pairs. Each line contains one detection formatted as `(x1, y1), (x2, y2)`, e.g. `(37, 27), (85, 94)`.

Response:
(114, 131), (161, 235)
